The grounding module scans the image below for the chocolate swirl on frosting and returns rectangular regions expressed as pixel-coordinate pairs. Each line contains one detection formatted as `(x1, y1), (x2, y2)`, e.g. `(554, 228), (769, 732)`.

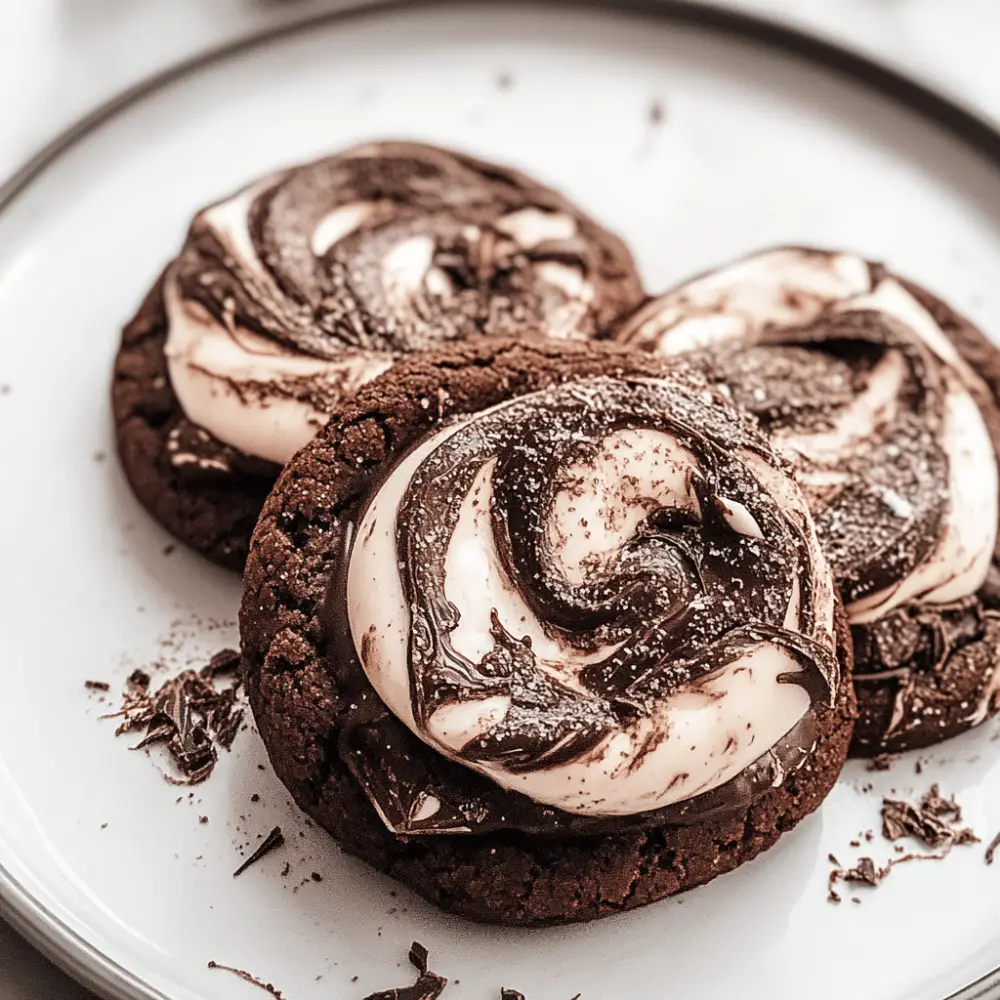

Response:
(163, 142), (641, 466)
(691, 312), (951, 613)
(616, 247), (999, 633)
(616, 248), (1000, 746)
(339, 375), (838, 835)
(176, 143), (635, 353)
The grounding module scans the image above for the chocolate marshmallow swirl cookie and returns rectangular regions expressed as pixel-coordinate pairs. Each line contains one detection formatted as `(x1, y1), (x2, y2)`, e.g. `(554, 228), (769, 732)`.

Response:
(112, 142), (642, 569)
(617, 247), (1000, 754)
(241, 340), (855, 925)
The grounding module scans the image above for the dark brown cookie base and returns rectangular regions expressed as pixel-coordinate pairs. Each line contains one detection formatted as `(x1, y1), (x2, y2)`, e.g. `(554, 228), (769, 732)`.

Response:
(111, 271), (278, 571)
(848, 279), (1000, 756)
(240, 339), (855, 926)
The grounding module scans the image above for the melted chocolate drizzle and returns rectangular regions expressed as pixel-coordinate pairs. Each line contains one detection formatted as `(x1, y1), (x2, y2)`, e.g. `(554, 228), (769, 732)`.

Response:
(174, 142), (636, 361)
(329, 376), (839, 837)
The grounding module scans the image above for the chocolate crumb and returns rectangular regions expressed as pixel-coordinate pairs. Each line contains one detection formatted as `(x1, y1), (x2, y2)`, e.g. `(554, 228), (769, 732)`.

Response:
(840, 857), (890, 886)
(851, 897), (862, 905)
(352, 976), (359, 983)
(199, 816), (208, 824)
(850, 840), (861, 848)
(501, 991), (526, 1000)
(361, 942), (447, 1000)
(280, 862), (291, 877)
(100, 823), (108, 830)
(162, 544), (176, 556)
(310, 872), (322, 882)
(987, 832), (1000, 865)
(827, 868), (841, 904)
(251, 793), (260, 803)
(207, 961), (283, 998)
(828, 857), (889, 900)
(915, 760), (923, 775)
(867, 754), (895, 772)
(85, 680), (111, 692)
(127, 670), (150, 690)
(233, 826), (284, 877)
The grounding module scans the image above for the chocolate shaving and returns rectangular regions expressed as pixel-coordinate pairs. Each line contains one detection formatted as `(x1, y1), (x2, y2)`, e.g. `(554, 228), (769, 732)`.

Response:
(362, 942), (447, 1000)
(103, 650), (244, 784)
(954, 829), (982, 846)
(830, 785), (978, 902)
(921, 784), (963, 822)
(233, 826), (285, 877)
(986, 831), (1000, 865)
(881, 785), (977, 849)
(84, 680), (110, 692)
(881, 799), (951, 847)
(828, 848), (954, 901)
(207, 961), (283, 998)
(201, 648), (241, 677)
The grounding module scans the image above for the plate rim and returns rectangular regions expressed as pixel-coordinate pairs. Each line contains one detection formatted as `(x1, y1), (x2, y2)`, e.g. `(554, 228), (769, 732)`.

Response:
(3, 2), (1000, 997)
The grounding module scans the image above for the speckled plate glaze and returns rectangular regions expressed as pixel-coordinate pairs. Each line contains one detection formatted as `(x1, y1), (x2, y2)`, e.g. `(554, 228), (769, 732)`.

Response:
(3, 3), (1000, 999)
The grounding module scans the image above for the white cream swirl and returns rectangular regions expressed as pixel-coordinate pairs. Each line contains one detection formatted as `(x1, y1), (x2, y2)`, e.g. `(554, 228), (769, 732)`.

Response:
(616, 247), (999, 626)
(346, 376), (838, 816)
(162, 142), (642, 466)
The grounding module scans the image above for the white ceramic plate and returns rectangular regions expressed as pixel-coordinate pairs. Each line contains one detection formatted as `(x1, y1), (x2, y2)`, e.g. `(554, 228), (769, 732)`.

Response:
(3, 3), (1000, 999)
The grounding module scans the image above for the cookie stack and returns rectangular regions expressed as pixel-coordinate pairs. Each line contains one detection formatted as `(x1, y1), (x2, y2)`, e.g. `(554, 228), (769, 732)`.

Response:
(112, 142), (1000, 926)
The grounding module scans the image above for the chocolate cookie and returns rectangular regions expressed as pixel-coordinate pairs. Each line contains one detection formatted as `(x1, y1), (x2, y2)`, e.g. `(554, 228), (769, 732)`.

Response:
(240, 338), (855, 926)
(616, 247), (1000, 755)
(113, 142), (643, 569)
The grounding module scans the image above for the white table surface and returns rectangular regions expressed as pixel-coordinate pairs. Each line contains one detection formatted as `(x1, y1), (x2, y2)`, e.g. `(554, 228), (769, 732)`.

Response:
(1, 1), (998, 996)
